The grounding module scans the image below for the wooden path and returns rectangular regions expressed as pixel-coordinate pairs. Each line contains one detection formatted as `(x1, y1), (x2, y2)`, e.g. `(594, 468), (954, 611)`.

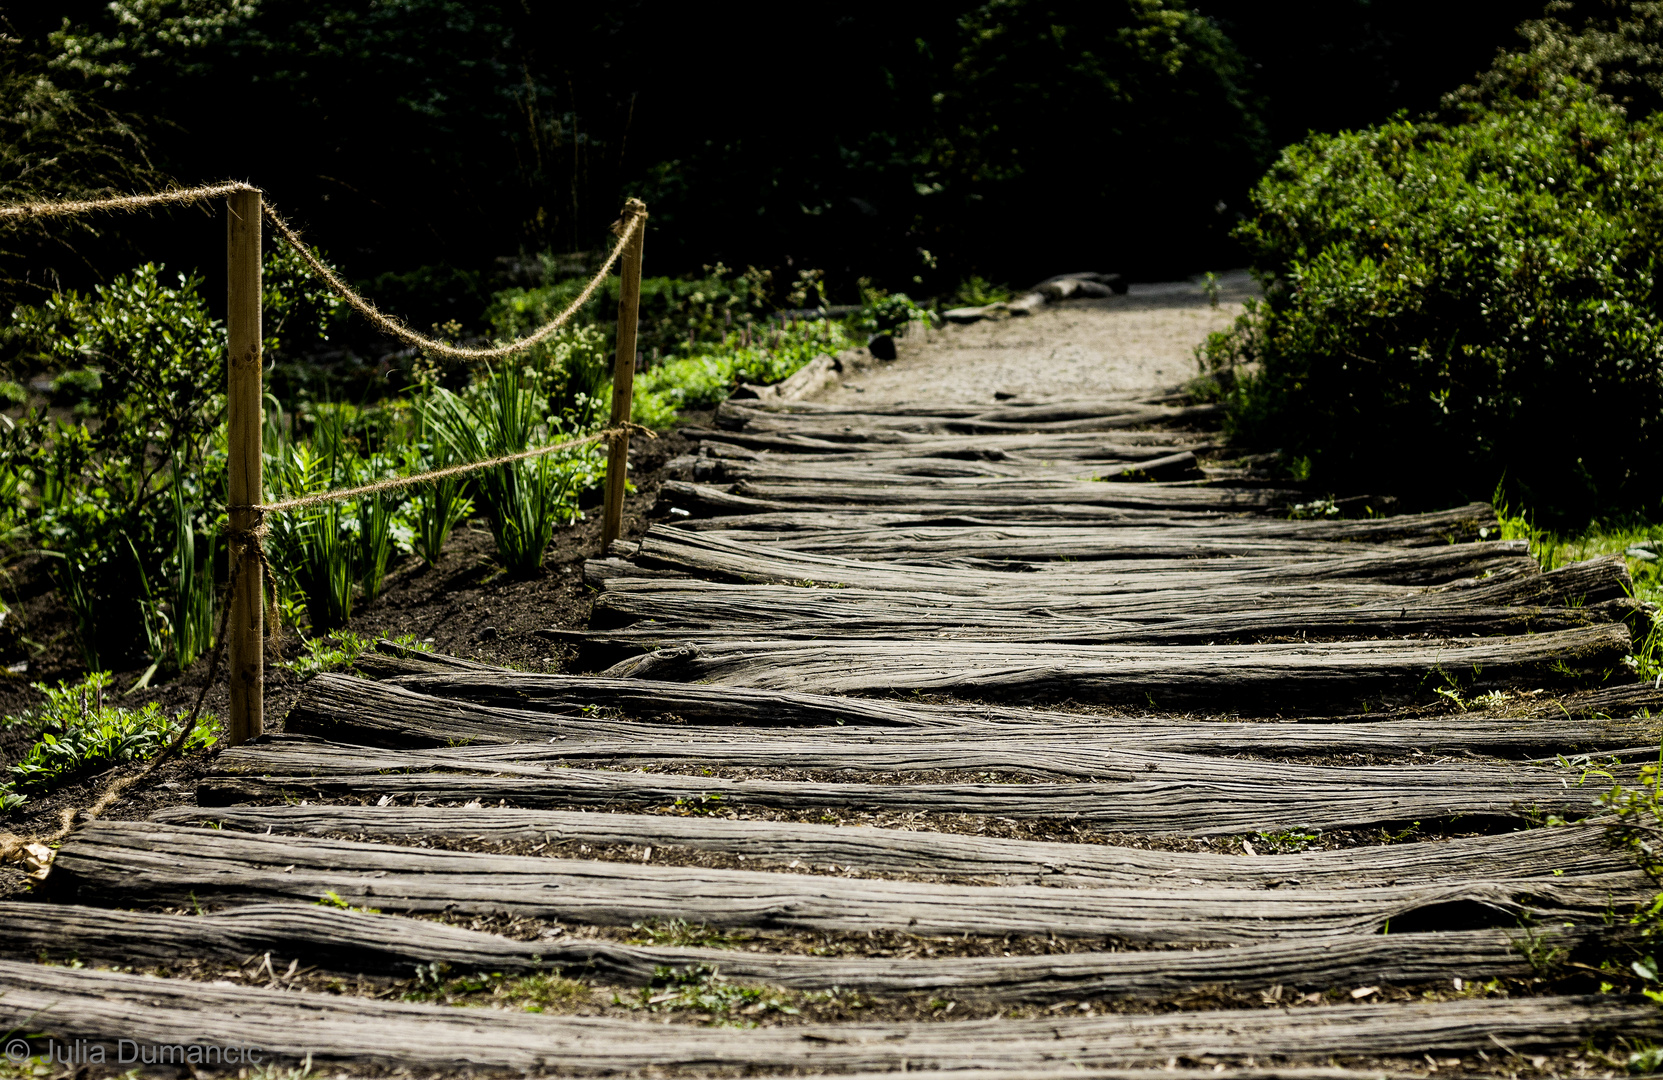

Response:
(6, 385), (1662, 1076)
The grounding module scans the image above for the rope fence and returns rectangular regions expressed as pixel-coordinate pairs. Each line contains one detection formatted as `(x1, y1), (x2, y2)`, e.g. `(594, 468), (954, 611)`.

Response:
(0, 181), (258, 221)
(250, 422), (652, 516)
(262, 200), (644, 362)
(0, 182), (646, 364)
(0, 182), (653, 865)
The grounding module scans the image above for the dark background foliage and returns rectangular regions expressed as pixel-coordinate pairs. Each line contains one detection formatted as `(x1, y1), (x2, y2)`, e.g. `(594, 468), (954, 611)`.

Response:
(6, 0), (1554, 324)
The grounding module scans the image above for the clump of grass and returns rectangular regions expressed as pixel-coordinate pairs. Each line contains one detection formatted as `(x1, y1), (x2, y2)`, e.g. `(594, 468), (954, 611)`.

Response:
(0, 671), (219, 812)
(617, 964), (801, 1023)
(282, 631), (431, 678)
(950, 276), (1012, 307)
(1491, 485), (1663, 678)
(626, 918), (740, 949)
(422, 367), (593, 577)
(400, 963), (589, 1012)
(1252, 828), (1321, 853)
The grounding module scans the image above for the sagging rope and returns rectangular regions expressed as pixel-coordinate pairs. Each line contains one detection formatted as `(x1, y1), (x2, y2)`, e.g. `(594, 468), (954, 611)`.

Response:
(0, 552), (245, 875)
(262, 199), (646, 363)
(0, 186), (652, 870)
(0, 184), (647, 365)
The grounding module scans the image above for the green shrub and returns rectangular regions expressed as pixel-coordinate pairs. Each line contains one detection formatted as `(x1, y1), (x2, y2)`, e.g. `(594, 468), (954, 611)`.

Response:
(0, 671), (219, 811)
(1205, 82), (1663, 525)
(630, 317), (854, 420)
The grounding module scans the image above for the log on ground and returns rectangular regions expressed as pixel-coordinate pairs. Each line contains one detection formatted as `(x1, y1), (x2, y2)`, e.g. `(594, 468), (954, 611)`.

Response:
(197, 752), (1631, 835)
(0, 901), (1573, 1001)
(44, 824), (1637, 942)
(148, 805), (1634, 888)
(599, 627), (1631, 709)
(0, 960), (1651, 1071)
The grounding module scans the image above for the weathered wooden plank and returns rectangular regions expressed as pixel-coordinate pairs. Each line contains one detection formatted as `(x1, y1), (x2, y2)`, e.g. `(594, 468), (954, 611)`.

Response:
(667, 502), (1501, 545)
(566, 601), (1636, 656)
(682, 526), (1464, 563)
(714, 398), (1226, 434)
(288, 672), (959, 745)
(590, 556), (1628, 625)
(728, 478), (1299, 512)
(587, 556), (1629, 629)
(45, 823), (1639, 942)
(684, 425), (1201, 454)
(687, 451), (1203, 484)
(198, 750), (1626, 835)
(599, 626), (1630, 709)
(0, 961), (1651, 1071)
(149, 805), (1634, 889)
(222, 731), (1614, 797)
(685, 427), (1210, 463)
(719, 399), (1190, 422)
(294, 671), (1662, 757)
(0, 901), (1570, 1000)
(656, 479), (1297, 520)
(619, 527), (1537, 592)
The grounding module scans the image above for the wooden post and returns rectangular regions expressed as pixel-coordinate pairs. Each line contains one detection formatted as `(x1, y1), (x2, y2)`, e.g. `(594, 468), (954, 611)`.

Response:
(602, 199), (647, 547)
(226, 189), (263, 745)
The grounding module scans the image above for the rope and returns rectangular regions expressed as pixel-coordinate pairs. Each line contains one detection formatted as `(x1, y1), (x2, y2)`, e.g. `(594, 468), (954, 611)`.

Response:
(0, 182), (258, 221)
(0, 183), (647, 365)
(247, 423), (651, 516)
(263, 199), (646, 363)
(0, 189), (655, 875)
(0, 552), (244, 875)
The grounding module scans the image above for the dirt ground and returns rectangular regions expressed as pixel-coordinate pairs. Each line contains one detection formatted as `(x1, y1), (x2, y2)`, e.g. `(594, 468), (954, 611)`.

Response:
(825, 271), (1258, 406)
(0, 421), (700, 854)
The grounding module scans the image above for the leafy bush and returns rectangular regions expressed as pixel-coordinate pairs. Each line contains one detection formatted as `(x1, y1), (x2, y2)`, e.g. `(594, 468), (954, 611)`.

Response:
(631, 317), (855, 419)
(1, 245), (345, 667)
(1445, 0), (1663, 118)
(1204, 83), (1663, 525)
(0, 671), (218, 812)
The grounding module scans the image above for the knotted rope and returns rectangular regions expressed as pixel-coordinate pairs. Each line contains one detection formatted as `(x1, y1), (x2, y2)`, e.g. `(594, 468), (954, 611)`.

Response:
(0, 186), (656, 872)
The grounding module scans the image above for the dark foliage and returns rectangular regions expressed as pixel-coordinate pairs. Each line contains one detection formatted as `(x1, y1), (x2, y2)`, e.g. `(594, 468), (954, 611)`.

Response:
(1206, 84), (1663, 525)
(6, 0), (1557, 318)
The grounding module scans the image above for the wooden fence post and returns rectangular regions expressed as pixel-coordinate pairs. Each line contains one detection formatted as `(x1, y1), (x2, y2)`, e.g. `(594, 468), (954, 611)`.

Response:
(602, 199), (647, 548)
(226, 189), (264, 745)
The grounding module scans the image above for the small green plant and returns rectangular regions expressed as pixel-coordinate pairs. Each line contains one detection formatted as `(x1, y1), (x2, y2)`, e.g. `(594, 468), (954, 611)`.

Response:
(1252, 829), (1321, 853)
(400, 965), (588, 1011)
(313, 890), (379, 914)
(952, 276), (1012, 307)
(422, 366), (592, 577)
(618, 964), (800, 1021)
(283, 631), (430, 678)
(1628, 1044), (1663, 1073)
(626, 918), (739, 949)
(670, 792), (725, 816)
(0, 671), (219, 811)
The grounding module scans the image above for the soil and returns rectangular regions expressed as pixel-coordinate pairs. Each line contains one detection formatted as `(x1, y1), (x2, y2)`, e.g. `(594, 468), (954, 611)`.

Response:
(827, 272), (1258, 406)
(0, 417), (702, 850)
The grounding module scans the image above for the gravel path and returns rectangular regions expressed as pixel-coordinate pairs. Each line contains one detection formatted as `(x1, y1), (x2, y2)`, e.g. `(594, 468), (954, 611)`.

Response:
(823, 270), (1258, 406)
